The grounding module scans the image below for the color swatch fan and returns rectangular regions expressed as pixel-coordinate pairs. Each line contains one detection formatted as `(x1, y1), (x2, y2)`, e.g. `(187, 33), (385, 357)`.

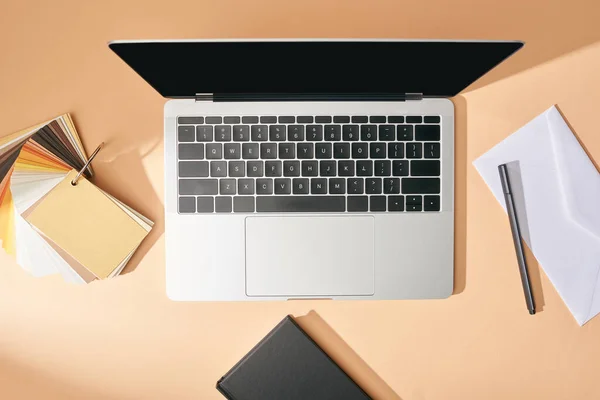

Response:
(0, 115), (153, 283)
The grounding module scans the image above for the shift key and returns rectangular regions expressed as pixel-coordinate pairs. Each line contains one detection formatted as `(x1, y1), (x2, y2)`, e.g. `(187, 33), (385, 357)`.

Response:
(179, 179), (218, 195)
(402, 178), (440, 194)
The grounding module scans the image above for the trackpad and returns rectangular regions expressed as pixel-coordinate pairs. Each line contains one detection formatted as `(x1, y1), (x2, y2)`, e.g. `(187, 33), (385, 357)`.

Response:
(245, 217), (375, 297)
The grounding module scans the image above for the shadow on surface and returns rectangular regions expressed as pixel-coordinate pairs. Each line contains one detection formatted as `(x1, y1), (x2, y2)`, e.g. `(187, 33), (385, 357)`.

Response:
(453, 95), (467, 295)
(295, 310), (402, 400)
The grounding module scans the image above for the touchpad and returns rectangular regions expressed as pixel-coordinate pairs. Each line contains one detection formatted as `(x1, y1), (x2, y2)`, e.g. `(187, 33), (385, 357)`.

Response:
(245, 217), (375, 297)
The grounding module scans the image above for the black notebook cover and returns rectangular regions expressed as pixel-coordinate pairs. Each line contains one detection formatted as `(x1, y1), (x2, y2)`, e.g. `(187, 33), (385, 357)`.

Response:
(216, 315), (372, 400)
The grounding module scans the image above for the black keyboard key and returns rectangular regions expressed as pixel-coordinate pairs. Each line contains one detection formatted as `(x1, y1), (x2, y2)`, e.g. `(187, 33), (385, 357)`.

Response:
(229, 161), (245, 177)
(238, 179), (255, 195)
(406, 143), (422, 159)
(251, 125), (268, 141)
(274, 178), (292, 194)
(265, 161), (282, 177)
(347, 196), (368, 212)
(370, 116), (386, 123)
(234, 196), (255, 212)
(388, 116), (404, 123)
(224, 143), (241, 159)
(242, 143), (259, 159)
(260, 116), (277, 123)
(351, 116), (368, 123)
(320, 160), (336, 177)
(233, 125), (250, 141)
(210, 161), (227, 177)
(406, 195), (422, 205)
(333, 143), (350, 159)
(415, 125), (441, 141)
(179, 196), (196, 213)
(206, 143), (222, 159)
(315, 116), (332, 123)
(392, 160), (409, 176)
(424, 116), (440, 123)
(356, 160), (372, 176)
(306, 125), (323, 141)
(347, 178), (364, 194)
(366, 178), (382, 194)
(402, 178), (440, 194)
(406, 116), (422, 123)
(220, 179), (236, 195)
(407, 203), (422, 212)
(256, 196), (345, 212)
(424, 195), (441, 211)
(179, 143), (204, 160)
(297, 143), (314, 159)
(333, 116), (350, 123)
(215, 196), (232, 213)
(370, 143), (386, 159)
(297, 116), (314, 123)
(424, 142), (441, 159)
(352, 143), (368, 159)
(179, 179), (218, 195)
(378, 125), (395, 141)
(293, 178), (309, 194)
(388, 196), (404, 211)
(384, 178), (400, 194)
(178, 126), (196, 142)
(224, 116), (240, 124)
(179, 117), (204, 124)
(269, 125), (287, 141)
(279, 143), (295, 159)
(374, 160), (391, 176)
(197, 126), (214, 142)
(260, 143), (277, 159)
(206, 116), (222, 124)
(342, 125), (359, 141)
(247, 160), (263, 177)
(324, 125), (342, 141)
(197, 197), (215, 213)
(242, 116), (259, 124)
(311, 178), (327, 194)
(288, 125), (305, 141)
(283, 161), (300, 177)
(388, 143), (404, 159)
(315, 143), (332, 159)
(397, 125), (413, 141)
(302, 160), (318, 177)
(329, 178), (346, 194)
(411, 160), (440, 176)
(338, 160), (355, 176)
(256, 178), (273, 195)
(279, 116), (295, 123)
(370, 196), (386, 211)
(360, 125), (377, 141)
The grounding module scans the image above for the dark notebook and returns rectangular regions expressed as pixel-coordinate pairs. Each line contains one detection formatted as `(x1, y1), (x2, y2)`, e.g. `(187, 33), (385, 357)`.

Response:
(217, 315), (372, 400)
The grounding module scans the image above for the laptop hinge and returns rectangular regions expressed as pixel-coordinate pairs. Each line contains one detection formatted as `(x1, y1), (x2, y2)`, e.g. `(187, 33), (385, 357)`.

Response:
(195, 93), (214, 102)
(202, 93), (424, 102)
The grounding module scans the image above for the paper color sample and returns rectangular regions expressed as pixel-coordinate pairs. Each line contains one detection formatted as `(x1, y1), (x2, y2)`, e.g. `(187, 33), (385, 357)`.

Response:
(25, 170), (149, 279)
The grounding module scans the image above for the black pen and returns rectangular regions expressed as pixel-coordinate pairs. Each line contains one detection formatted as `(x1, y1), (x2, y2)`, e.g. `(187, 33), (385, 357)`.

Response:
(498, 164), (536, 315)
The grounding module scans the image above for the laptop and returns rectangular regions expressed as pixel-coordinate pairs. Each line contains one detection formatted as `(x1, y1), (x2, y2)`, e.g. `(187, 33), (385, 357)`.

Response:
(109, 39), (523, 301)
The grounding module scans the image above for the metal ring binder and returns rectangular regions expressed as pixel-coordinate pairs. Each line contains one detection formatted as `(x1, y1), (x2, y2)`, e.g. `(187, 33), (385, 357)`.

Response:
(71, 142), (104, 186)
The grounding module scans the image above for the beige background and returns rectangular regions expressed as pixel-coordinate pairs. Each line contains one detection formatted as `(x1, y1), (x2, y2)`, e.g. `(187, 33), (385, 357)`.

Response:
(1, 0), (600, 398)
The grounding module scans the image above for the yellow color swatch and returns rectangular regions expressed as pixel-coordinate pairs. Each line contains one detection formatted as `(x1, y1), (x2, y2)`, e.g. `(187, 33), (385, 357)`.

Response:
(25, 170), (148, 279)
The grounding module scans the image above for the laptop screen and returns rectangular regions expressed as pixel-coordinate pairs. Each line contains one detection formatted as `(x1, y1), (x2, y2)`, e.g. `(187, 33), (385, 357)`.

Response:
(109, 40), (523, 99)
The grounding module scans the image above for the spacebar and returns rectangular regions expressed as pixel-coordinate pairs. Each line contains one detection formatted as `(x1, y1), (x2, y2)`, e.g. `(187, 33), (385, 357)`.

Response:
(256, 196), (346, 212)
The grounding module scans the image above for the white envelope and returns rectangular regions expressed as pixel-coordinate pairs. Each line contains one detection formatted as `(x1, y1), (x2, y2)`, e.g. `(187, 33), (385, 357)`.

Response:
(473, 105), (600, 326)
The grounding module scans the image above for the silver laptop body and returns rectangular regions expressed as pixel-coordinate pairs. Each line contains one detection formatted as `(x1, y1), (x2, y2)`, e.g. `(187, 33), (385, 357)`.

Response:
(110, 39), (523, 301)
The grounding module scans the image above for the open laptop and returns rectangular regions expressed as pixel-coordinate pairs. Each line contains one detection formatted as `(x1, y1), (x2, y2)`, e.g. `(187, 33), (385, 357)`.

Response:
(109, 39), (523, 301)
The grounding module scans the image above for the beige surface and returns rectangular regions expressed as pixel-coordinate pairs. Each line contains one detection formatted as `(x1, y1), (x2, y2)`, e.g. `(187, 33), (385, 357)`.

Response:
(1, 0), (600, 398)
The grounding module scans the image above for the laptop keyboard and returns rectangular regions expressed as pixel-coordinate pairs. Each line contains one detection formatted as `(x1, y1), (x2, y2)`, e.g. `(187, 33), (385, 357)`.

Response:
(177, 115), (442, 213)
